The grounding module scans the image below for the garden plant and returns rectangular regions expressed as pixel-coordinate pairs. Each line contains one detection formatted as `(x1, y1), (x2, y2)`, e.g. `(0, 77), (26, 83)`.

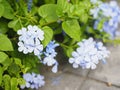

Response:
(0, 0), (120, 90)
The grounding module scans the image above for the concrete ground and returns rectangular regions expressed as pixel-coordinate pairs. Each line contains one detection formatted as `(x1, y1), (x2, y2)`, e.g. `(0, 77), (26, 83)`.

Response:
(38, 45), (120, 90)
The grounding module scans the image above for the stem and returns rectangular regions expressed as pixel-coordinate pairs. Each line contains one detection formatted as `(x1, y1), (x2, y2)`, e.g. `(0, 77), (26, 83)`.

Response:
(18, 18), (23, 27)
(41, 20), (58, 27)
(41, 18), (64, 27)
(60, 43), (69, 48)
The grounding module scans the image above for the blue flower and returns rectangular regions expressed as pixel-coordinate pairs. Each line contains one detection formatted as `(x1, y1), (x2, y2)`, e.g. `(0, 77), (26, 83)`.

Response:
(90, 0), (102, 4)
(20, 73), (45, 89)
(43, 55), (56, 66)
(44, 40), (59, 57)
(17, 25), (44, 55)
(91, 1), (120, 39)
(42, 41), (59, 73)
(69, 38), (110, 69)
(16, 0), (19, 2)
(28, 0), (33, 12)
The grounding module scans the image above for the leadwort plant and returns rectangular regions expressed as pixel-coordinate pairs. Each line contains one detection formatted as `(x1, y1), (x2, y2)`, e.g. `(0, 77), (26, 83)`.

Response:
(0, 0), (120, 90)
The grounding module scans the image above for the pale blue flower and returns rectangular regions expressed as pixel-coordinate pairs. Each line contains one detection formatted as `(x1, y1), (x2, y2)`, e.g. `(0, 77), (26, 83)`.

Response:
(43, 55), (56, 66)
(20, 73), (45, 89)
(17, 25), (44, 55)
(90, 0), (97, 4)
(28, 0), (33, 12)
(92, 1), (120, 39)
(44, 40), (59, 57)
(90, 8), (100, 18)
(90, 0), (102, 4)
(52, 62), (58, 73)
(69, 38), (110, 69)
(42, 41), (59, 73)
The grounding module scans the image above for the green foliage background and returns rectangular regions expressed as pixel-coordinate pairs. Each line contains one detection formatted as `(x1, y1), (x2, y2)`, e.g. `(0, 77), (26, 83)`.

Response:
(0, 0), (120, 90)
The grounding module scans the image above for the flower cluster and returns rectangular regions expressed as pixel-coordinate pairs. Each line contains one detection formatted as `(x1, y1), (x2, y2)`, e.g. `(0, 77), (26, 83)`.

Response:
(17, 25), (44, 55)
(69, 38), (110, 69)
(91, 1), (120, 39)
(20, 73), (45, 89)
(42, 41), (59, 73)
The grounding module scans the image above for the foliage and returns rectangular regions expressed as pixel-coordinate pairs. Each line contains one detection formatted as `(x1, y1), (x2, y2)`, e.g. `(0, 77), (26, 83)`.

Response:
(0, 0), (120, 90)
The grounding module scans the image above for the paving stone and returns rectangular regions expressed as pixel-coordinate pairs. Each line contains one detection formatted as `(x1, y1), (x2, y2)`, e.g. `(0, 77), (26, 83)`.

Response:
(39, 72), (85, 90)
(88, 46), (120, 86)
(80, 79), (120, 90)
(62, 64), (90, 77)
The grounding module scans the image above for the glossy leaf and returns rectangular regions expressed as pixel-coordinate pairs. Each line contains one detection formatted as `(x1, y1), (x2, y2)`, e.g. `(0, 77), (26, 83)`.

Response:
(38, 4), (59, 22)
(62, 19), (81, 41)
(0, 52), (8, 63)
(0, 34), (13, 51)
(0, 21), (9, 34)
(0, 4), (4, 17)
(2, 0), (14, 19)
(3, 75), (11, 90)
(42, 26), (53, 47)
(11, 78), (19, 90)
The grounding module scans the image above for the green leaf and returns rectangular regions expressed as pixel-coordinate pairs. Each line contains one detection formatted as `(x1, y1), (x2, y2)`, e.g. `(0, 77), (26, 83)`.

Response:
(97, 19), (106, 30)
(8, 19), (19, 28)
(14, 58), (22, 67)
(39, 18), (47, 26)
(79, 13), (88, 23)
(17, 78), (26, 85)
(2, 58), (13, 71)
(21, 55), (38, 73)
(0, 67), (3, 85)
(8, 63), (20, 75)
(38, 4), (59, 22)
(11, 78), (19, 90)
(0, 4), (4, 17)
(64, 47), (73, 57)
(0, 52), (8, 63)
(0, 21), (9, 34)
(8, 19), (21, 31)
(42, 26), (53, 47)
(62, 19), (81, 41)
(0, 34), (13, 51)
(3, 75), (11, 90)
(2, 0), (14, 19)
(44, 0), (55, 4)
(57, 0), (71, 13)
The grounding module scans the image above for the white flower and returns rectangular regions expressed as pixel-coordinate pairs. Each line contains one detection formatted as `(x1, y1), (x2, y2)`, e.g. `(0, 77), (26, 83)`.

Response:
(69, 38), (110, 69)
(17, 25), (44, 55)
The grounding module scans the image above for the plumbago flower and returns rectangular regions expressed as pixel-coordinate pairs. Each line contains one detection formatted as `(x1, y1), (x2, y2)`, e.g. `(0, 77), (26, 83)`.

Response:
(28, 0), (33, 12)
(90, 0), (102, 4)
(20, 73), (45, 89)
(17, 25), (44, 56)
(69, 38), (110, 69)
(90, 1), (120, 39)
(42, 41), (59, 73)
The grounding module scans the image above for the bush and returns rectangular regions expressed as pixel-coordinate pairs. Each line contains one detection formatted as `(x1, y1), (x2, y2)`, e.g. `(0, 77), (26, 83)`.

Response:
(0, 0), (120, 90)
